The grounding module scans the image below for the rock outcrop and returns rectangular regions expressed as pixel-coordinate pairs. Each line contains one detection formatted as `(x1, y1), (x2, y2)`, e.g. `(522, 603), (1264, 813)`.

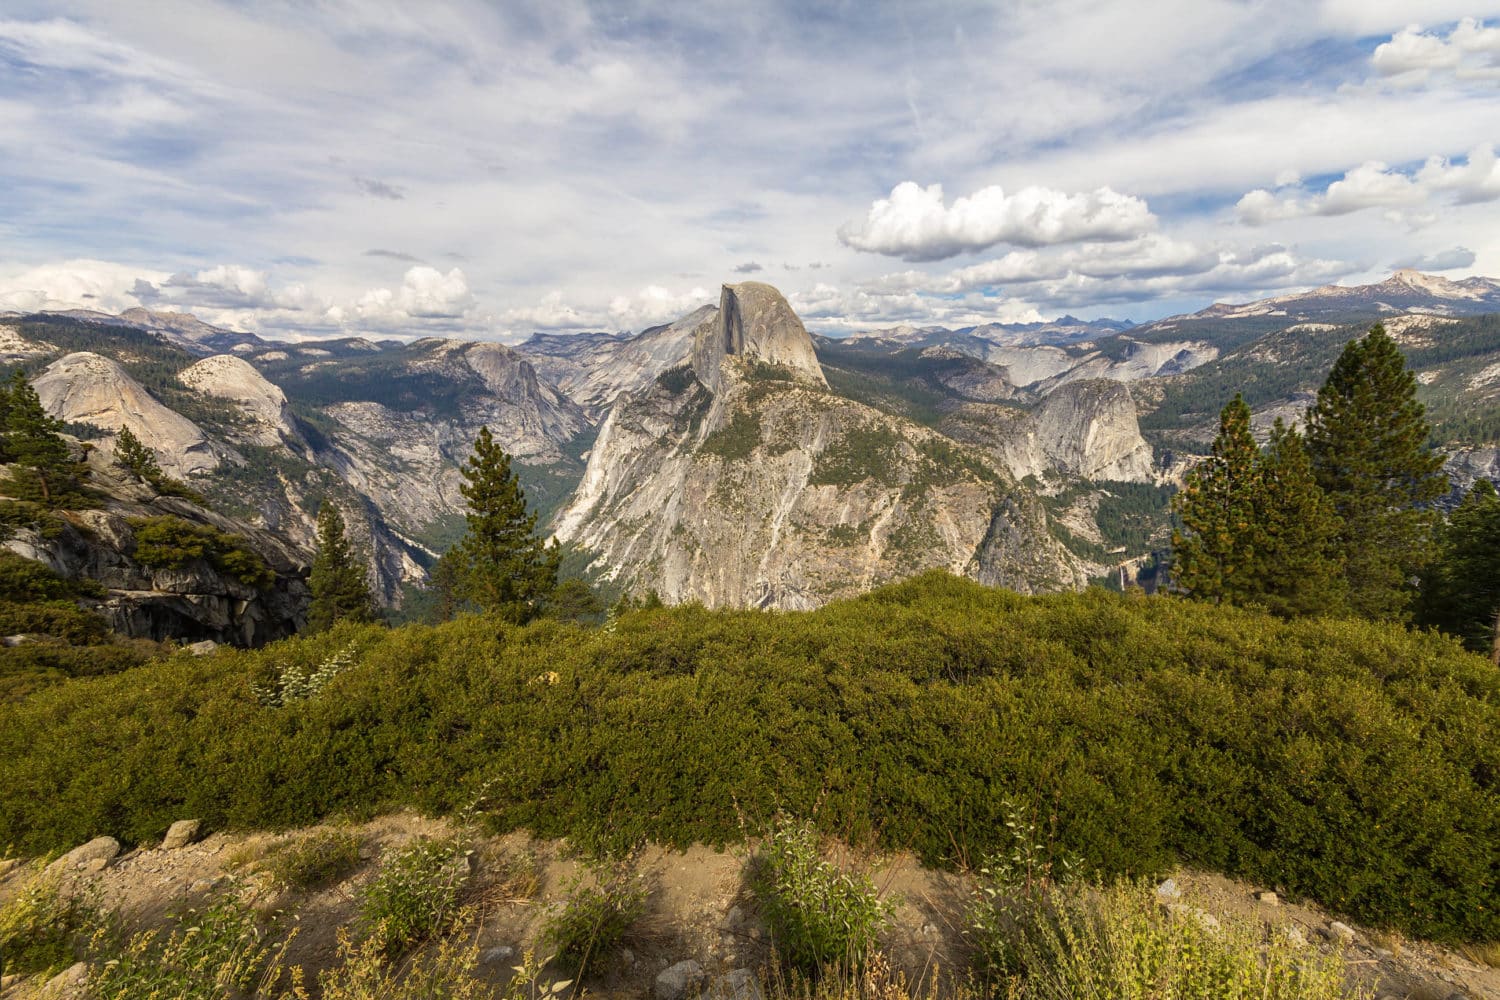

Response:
(943, 380), (1155, 483)
(34, 352), (225, 478)
(3, 450), (308, 645)
(555, 286), (1083, 608)
(691, 283), (827, 393)
(179, 354), (305, 450)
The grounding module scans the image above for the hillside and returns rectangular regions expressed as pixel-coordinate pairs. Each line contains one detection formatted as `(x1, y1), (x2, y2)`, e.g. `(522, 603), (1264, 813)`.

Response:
(1, 574), (1495, 948)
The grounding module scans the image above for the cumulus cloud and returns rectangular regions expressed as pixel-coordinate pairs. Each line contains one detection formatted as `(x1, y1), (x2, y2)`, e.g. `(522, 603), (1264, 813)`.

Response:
(501, 284), (712, 336)
(357, 266), (474, 323)
(1238, 146), (1500, 223)
(0, 259), (167, 313)
(1371, 18), (1500, 82)
(838, 181), (1157, 262)
(856, 237), (1354, 311)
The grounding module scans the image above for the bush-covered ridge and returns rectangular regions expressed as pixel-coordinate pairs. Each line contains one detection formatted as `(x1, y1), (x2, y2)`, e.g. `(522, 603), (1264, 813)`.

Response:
(0, 572), (1495, 942)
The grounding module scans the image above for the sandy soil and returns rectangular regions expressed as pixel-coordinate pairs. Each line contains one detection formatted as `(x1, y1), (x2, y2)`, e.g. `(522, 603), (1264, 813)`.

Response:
(2, 813), (1495, 999)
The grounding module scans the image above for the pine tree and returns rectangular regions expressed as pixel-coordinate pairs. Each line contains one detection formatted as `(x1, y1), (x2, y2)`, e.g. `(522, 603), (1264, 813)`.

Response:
(113, 425), (163, 484)
(1418, 479), (1500, 655)
(1305, 324), (1447, 621)
(307, 501), (378, 632)
(1170, 395), (1262, 604)
(2, 370), (75, 505)
(1249, 420), (1346, 617)
(450, 426), (559, 623)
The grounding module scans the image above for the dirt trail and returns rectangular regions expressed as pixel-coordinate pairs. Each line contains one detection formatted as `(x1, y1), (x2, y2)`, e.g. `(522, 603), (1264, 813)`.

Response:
(2, 813), (1496, 999)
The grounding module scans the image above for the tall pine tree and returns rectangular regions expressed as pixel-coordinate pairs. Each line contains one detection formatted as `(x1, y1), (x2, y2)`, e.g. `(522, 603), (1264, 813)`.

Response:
(114, 425), (163, 484)
(1171, 395), (1262, 604)
(307, 501), (378, 632)
(1418, 479), (1500, 656)
(450, 426), (559, 623)
(2, 370), (76, 505)
(1172, 403), (1345, 617)
(1250, 420), (1346, 617)
(1305, 324), (1446, 621)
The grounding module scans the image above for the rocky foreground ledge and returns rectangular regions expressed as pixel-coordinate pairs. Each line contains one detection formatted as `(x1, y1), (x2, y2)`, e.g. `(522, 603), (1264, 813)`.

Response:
(2, 813), (1493, 999)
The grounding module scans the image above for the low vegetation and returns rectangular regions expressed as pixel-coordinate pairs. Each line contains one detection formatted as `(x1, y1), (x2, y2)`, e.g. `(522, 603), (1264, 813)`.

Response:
(753, 818), (891, 970)
(0, 574), (1496, 945)
(262, 828), (363, 891)
(357, 837), (469, 960)
(0, 862), (95, 976)
(129, 515), (275, 590)
(541, 854), (649, 973)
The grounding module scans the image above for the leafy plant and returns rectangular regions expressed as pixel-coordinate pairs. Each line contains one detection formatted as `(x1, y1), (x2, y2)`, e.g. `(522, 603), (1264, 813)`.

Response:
(966, 799), (1080, 976)
(998, 879), (1367, 1000)
(252, 642), (358, 707)
(541, 853), (649, 973)
(357, 837), (469, 961)
(262, 828), (363, 890)
(88, 892), (291, 999)
(753, 818), (891, 970)
(0, 862), (95, 976)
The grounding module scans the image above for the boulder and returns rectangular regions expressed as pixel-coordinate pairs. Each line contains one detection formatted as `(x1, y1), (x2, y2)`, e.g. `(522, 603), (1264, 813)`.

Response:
(161, 819), (202, 850)
(656, 960), (706, 1000)
(47, 836), (120, 875)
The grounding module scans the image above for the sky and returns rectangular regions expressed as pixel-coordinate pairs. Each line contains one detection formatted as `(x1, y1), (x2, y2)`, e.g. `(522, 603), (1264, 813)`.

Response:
(1, 1), (1499, 342)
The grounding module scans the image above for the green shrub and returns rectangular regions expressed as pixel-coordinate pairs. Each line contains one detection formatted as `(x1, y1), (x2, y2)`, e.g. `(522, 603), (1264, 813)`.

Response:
(753, 819), (891, 970)
(129, 516), (273, 589)
(966, 799), (1081, 977)
(0, 863), (95, 976)
(0, 574), (1496, 942)
(88, 893), (288, 999)
(263, 827), (363, 890)
(998, 880), (1366, 1000)
(541, 855), (649, 973)
(358, 838), (468, 960)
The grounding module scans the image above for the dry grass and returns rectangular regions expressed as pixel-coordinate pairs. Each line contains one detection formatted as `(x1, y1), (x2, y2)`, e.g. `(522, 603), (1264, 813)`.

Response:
(1461, 941), (1500, 968)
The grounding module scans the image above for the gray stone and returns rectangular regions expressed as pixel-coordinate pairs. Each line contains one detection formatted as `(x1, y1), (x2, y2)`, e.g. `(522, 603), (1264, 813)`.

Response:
(656, 960), (706, 1000)
(161, 819), (202, 850)
(1255, 890), (1279, 906)
(0, 857), (19, 878)
(81, 857), (108, 874)
(1154, 878), (1181, 900)
(40, 962), (89, 997)
(189, 878), (218, 894)
(48, 835), (120, 876)
(479, 945), (516, 966)
(1281, 926), (1308, 949)
(184, 639), (219, 656)
(1327, 921), (1357, 944)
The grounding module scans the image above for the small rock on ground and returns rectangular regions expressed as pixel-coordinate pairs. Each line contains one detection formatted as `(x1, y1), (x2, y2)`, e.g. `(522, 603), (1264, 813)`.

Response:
(657, 960), (706, 1000)
(478, 944), (516, 966)
(161, 819), (202, 850)
(1327, 921), (1357, 944)
(1255, 890), (1279, 905)
(1155, 878), (1181, 900)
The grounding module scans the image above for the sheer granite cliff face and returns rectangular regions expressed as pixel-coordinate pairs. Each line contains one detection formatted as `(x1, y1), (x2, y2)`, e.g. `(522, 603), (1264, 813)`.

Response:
(555, 286), (1085, 608)
(941, 380), (1155, 484)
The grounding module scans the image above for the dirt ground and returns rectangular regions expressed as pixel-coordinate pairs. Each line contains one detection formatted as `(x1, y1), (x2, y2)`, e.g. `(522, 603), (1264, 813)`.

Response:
(2, 812), (1496, 999)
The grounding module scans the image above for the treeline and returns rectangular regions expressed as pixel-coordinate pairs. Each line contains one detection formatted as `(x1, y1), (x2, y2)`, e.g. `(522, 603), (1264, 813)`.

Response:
(1171, 324), (1497, 653)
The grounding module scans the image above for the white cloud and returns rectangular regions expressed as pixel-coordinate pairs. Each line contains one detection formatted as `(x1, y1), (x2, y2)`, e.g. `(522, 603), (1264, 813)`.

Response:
(0, 259), (167, 313)
(1239, 146), (1500, 223)
(1393, 246), (1476, 270)
(1370, 18), (1500, 82)
(838, 181), (1157, 262)
(357, 266), (474, 322)
(500, 284), (712, 338)
(855, 237), (1354, 311)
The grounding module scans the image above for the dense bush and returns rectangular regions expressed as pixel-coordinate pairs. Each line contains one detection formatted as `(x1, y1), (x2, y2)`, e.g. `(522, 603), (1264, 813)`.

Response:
(0, 576), (1496, 942)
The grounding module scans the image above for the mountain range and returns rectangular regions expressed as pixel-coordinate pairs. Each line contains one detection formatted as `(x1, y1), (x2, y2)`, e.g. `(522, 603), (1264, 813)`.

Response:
(5, 269), (1500, 637)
